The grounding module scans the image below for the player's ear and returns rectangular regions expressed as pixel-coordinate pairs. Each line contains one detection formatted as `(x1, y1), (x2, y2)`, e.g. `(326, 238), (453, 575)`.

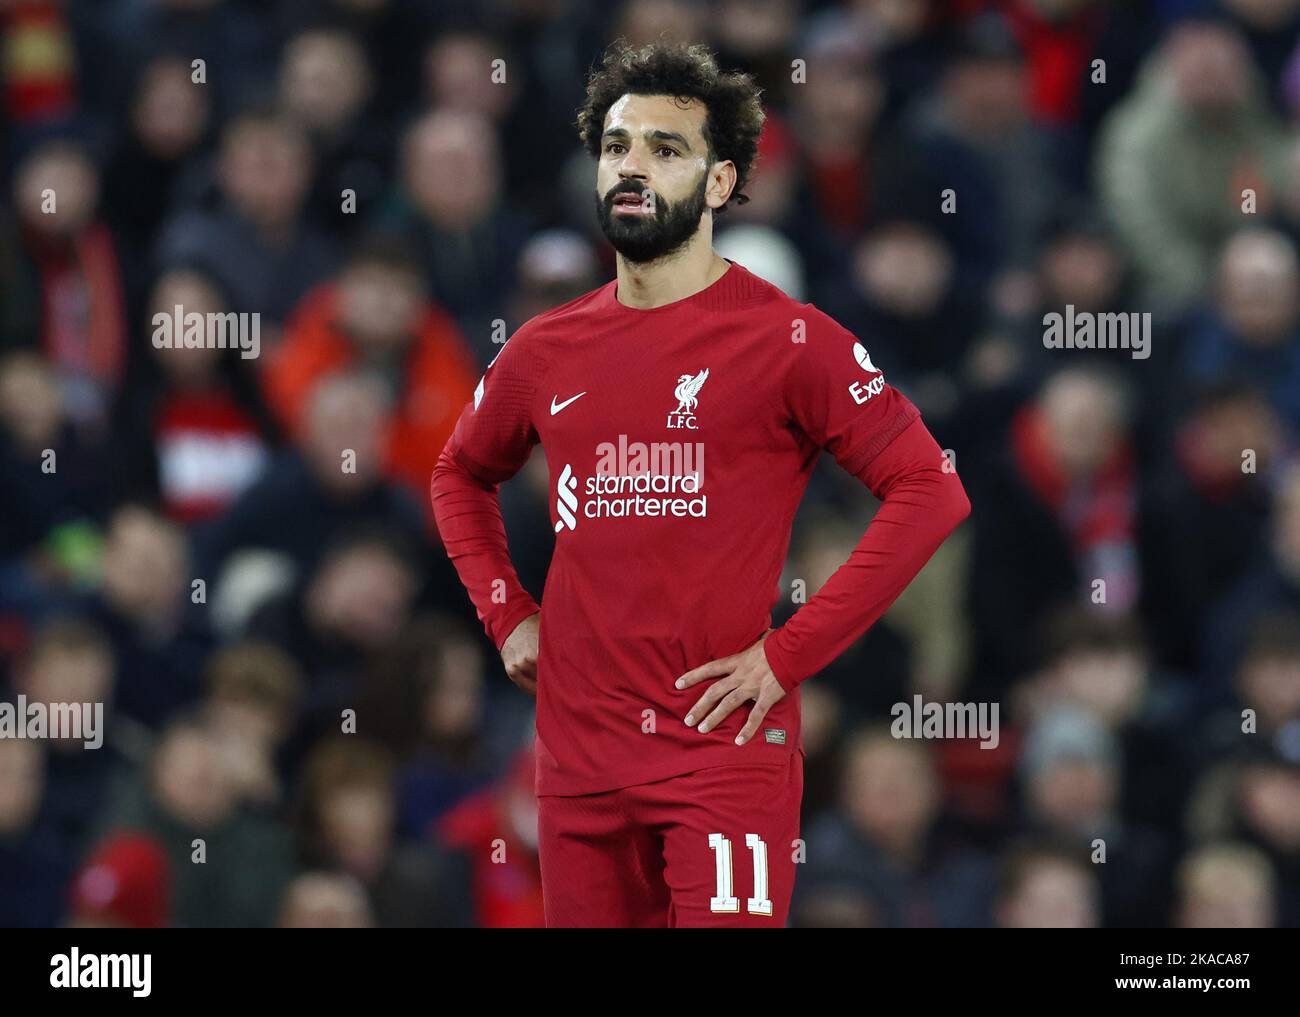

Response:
(706, 160), (737, 210)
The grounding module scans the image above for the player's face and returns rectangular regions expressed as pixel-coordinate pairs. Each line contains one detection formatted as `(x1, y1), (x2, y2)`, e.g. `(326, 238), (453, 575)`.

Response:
(594, 93), (729, 264)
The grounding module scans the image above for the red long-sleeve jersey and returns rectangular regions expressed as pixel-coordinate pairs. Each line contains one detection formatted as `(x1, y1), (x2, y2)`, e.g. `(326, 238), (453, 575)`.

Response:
(431, 260), (970, 795)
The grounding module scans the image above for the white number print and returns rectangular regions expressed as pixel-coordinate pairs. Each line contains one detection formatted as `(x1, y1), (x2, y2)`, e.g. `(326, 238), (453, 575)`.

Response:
(707, 832), (739, 913)
(745, 833), (773, 916)
(707, 833), (772, 916)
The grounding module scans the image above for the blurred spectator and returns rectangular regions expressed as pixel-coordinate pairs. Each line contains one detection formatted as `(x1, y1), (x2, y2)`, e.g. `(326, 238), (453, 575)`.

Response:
(193, 371), (426, 583)
(607, 0), (711, 51)
(0, 351), (113, 560)
(1197, 612), (1300, 768)
(1096, 19), (1291, 312)
(0, 738), (70, 928)
(845, 0), (947, 124)
(1033, 209), (1130, 329)
(101, 55), (212, 294)
(1203, 461), (1300, 688)
(92, 714), (294, 927)
(7, 618), (140, 863)
(1139, 381), (1282, 671)
(824, 218), (981, 423)
(78, 0), (277, 123)
(713, 0), (801, 104)
(296, 737), (474, 927)
(278, 26), (390, 239)
(202, 641), (304, 811)
(795, 726), (995, 927)
(81, 504), (212, 727)
(114, 267), (276, 525)
(376, 109), (532, 365)
(1182, 228), (1300, 431)
(155, 109), (341, 326)
(423, 29), (518, 124)
(355, 613), (509, 838)
(1017, 705), (1173, 926)
(785, 18), (882, 243)
(246, 528), (421, 751)
(993, 839), (1101, 928)
(421, 27), (566, 214)
(968, 367), (1138, 693)
(897, 13), (1061, 291)
(273, 0), (438, 124)
(1, 138), (128, 426)
(1024, 608), (1193, 834)
(1006, 208), (1152, 396)
(263, 236), (478, 510)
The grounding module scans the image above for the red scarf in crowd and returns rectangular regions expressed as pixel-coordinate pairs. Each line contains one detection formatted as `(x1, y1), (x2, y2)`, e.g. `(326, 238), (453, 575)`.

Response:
(27, 222), (127, 391)
(1010, 403), (1139, 608)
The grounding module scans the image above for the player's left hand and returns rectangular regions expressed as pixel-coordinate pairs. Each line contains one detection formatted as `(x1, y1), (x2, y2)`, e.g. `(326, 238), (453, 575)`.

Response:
(675, 631), (786, 745)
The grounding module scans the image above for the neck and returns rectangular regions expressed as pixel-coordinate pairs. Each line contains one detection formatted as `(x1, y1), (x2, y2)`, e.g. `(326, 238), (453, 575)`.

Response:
(614, 231), (729, 310)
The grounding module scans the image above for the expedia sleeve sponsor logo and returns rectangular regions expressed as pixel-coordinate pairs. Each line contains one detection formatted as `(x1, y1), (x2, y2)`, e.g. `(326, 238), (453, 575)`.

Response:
(849, 341), (885, 405)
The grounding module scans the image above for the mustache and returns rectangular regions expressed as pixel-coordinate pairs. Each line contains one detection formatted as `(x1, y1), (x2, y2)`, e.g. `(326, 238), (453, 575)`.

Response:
(605, 183), (658, 204)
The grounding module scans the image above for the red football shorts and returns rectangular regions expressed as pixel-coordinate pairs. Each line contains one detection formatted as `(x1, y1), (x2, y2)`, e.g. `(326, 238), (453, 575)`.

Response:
(537, 753), (804, 927)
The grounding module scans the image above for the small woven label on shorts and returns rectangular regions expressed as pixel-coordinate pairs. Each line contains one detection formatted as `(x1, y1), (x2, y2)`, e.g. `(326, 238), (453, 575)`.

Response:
(764, 728), (786, 745)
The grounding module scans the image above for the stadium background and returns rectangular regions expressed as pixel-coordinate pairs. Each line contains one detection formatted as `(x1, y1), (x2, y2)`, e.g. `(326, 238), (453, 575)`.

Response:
(2, 0), (1299, 928)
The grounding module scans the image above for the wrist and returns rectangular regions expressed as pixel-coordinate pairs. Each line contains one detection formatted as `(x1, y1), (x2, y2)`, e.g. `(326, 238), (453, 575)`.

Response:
(761, 630), (803, 694)
(493, 602), (541, 651)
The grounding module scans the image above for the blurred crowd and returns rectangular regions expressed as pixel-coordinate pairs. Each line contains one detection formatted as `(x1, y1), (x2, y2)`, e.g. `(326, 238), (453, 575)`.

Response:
(2, 0), (1300, 928)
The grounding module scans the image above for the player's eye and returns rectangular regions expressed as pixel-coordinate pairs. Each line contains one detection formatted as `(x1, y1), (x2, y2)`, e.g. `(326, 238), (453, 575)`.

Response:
(657, 147), (678, 158)
(605, 142), (626, 155)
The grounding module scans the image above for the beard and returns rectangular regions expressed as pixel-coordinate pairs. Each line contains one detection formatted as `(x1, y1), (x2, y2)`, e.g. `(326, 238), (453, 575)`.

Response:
(595, 172), (708, 264)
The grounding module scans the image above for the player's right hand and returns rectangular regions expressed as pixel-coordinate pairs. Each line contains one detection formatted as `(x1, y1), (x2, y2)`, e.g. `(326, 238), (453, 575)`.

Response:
(500, 612), (541, 696)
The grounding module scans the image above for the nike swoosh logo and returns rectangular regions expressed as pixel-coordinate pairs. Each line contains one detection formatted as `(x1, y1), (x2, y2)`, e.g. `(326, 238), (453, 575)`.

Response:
(550, 392), (587, 415)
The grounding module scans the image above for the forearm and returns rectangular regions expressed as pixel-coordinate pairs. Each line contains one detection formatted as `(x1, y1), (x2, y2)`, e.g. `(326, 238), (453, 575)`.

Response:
(762, 418), (971, 691)
(430, 445), (541, 650)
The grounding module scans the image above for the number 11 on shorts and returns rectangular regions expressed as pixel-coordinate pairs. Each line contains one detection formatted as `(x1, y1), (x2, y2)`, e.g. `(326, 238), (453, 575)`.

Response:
(708, 833), (773, 916)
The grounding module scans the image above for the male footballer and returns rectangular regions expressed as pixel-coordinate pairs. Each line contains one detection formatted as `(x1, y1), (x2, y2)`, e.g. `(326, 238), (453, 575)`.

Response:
(430, 41), (971, 927)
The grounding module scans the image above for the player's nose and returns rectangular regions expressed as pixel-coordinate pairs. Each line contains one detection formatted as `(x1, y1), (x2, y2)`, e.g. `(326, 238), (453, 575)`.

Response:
(616, 145), (651, 179)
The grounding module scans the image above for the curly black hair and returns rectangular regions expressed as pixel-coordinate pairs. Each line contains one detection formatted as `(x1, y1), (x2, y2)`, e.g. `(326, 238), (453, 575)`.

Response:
(575, 40), (766, 212)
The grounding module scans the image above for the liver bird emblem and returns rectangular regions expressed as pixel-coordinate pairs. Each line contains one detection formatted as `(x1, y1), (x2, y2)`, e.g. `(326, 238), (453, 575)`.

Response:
(672, 369), (709, 414)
